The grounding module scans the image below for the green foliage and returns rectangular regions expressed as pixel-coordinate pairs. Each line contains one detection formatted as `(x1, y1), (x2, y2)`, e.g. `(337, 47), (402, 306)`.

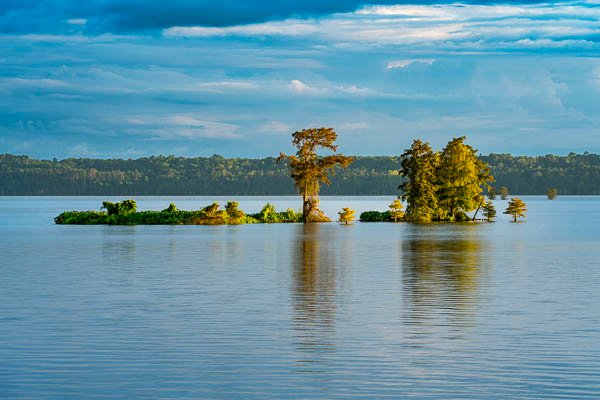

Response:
(338, 208), (356, 224)
(399, 137), (493, 223)
(243, 215), (260, 224)
(547, 188), (558, 200)
(250, 203), (303, 223)
(54, 211), (108, 225)
(359, 210), (392, 222)
(54, 209), (204, 225)
(193, 202), (229, 225)
(101, 200), (137, 216)
(454, 211), (471, 222)
(399, 139), (441, 223)
(436, 137), (494, 221)
(225, 201), (245, 224)
(277, 128), (353, 222)
(487, 187), (497, 200)
(257, 203), (279, 223)
(163, 202), (178, 212)
(481, 200), (497, 222)
(55, 201), (301, 225)
(279, 208), (304, 223)
(504, 197), (527, 222)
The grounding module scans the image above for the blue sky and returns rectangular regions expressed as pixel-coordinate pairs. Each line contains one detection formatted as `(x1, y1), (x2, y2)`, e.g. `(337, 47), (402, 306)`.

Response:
(1, 1), (599, 158)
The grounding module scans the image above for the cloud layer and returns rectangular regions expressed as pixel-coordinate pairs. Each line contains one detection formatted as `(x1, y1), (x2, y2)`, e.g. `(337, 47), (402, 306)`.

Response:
(0, 0), (563, 33)
(1, 1), (600, 158)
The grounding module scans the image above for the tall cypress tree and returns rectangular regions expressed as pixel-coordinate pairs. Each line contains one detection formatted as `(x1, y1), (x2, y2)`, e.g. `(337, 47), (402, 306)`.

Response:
(437, 137), (494, 221)
(399, 140), (441, 223)
(278, 128), (353, 222)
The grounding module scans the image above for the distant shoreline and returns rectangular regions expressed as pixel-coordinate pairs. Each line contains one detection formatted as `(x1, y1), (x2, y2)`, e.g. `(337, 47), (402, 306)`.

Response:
(2, 153), (600, 196)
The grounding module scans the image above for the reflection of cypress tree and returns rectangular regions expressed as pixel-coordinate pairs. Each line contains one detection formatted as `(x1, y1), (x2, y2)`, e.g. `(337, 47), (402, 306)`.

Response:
(402, 236), (483, 324)
(291, 224), (336, 361)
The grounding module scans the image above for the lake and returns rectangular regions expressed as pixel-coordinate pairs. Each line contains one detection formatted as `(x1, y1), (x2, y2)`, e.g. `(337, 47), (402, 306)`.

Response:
(1, 196), (599, 399)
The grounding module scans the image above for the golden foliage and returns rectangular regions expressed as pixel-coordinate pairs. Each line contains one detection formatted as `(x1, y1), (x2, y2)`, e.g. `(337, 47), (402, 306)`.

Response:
(338, 207), (356, 224)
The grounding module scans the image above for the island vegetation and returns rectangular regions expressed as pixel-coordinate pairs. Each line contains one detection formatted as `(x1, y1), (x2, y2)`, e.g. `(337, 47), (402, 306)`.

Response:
(55, 199), (303, 225)
(54, 129), (532, 225)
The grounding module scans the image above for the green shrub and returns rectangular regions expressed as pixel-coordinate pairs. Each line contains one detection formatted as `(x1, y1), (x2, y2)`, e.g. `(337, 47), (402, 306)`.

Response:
(55, 200), (304, 225)
(162, 202), (178, 212)
(454, 211), (471, 222)
(225, 201), (245, 224)
(250, 204), (303, 223)
(54, 211), (108, 224)
(101, 200), (137, 216)
(359, 210), (392, 222)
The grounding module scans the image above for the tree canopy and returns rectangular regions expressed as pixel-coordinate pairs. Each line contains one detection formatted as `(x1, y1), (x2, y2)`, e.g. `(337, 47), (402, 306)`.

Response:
(399, 137), (494, 222)
(504, 197), (527, 222)
(338, 208), (356, 224)
(399, 140), (441, 223)
(277, 128), (353, 222)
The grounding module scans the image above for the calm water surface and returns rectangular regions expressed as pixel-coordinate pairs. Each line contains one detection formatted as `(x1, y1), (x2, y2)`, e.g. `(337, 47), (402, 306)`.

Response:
(1, 196), (599, 399)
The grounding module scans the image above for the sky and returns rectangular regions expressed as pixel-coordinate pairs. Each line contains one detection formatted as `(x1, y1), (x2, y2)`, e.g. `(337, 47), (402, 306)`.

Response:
(1, 1), (600, 159)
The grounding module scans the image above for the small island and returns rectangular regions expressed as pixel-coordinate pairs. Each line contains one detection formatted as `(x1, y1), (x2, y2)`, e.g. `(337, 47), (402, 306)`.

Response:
(55, 129), (527, 225)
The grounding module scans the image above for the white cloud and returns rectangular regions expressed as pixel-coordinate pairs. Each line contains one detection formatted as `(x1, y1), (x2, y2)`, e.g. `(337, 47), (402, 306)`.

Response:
(289, 79), (324, 94)
(162, 2), (600, 50)
(0, 78), (68, 88)
(66, 18), (87, 25)
(339, 122), (368, 130)
(68, 143), (98, 157)
(336, 85), (372, 95)
(259, 121), (290, 133)
(192, 80), (257, 92)
(387, 59), (435, 69)
(164, 21), (319, 38)
(125, 115), (240, 139)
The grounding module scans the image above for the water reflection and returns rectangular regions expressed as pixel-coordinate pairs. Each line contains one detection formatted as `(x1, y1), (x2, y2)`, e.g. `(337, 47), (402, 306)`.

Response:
(402, 227), (486, 332)
(101, 227), (138, 263)
(291, 224), (337, 369)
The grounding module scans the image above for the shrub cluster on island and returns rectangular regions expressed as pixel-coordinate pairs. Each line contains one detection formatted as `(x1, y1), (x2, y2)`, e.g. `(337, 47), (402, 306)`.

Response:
(55, 128), (531, 225)
(55, 200), (303, 225)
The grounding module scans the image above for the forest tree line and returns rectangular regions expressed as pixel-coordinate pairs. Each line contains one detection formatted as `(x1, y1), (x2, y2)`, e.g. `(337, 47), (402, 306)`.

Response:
(2, 152), (600, 196)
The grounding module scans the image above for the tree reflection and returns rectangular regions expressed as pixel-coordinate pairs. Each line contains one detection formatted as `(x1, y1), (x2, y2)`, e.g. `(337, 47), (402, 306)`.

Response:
(402, 230), (485, 331)
(291, 224), (337, 369)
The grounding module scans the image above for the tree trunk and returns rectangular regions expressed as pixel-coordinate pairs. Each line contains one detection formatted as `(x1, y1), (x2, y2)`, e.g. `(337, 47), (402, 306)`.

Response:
(472, 198), (484, 221)
(302, 194), (309, 224)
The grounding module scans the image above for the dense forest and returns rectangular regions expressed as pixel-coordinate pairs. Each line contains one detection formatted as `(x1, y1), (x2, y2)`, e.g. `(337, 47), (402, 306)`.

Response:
(1, 152), (599, 195)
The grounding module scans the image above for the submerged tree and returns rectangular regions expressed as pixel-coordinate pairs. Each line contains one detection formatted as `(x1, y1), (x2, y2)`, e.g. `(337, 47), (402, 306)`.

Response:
(504, 197), (527, 222)
(500, 186), (510, 200)
(547, 188), (558, 200)
(487, 187), (497, 200)
(389, 199), (405, 222)
(481, 200), (497, 222)
(278, 128), (353, 223)
(399, 140), (441, 223)
(437, 137), (494, 221)
(338, 208), (356, 224)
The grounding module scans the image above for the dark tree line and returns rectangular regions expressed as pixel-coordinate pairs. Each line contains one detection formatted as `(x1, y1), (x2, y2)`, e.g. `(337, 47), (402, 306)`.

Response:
(1, 152), (599, 195)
